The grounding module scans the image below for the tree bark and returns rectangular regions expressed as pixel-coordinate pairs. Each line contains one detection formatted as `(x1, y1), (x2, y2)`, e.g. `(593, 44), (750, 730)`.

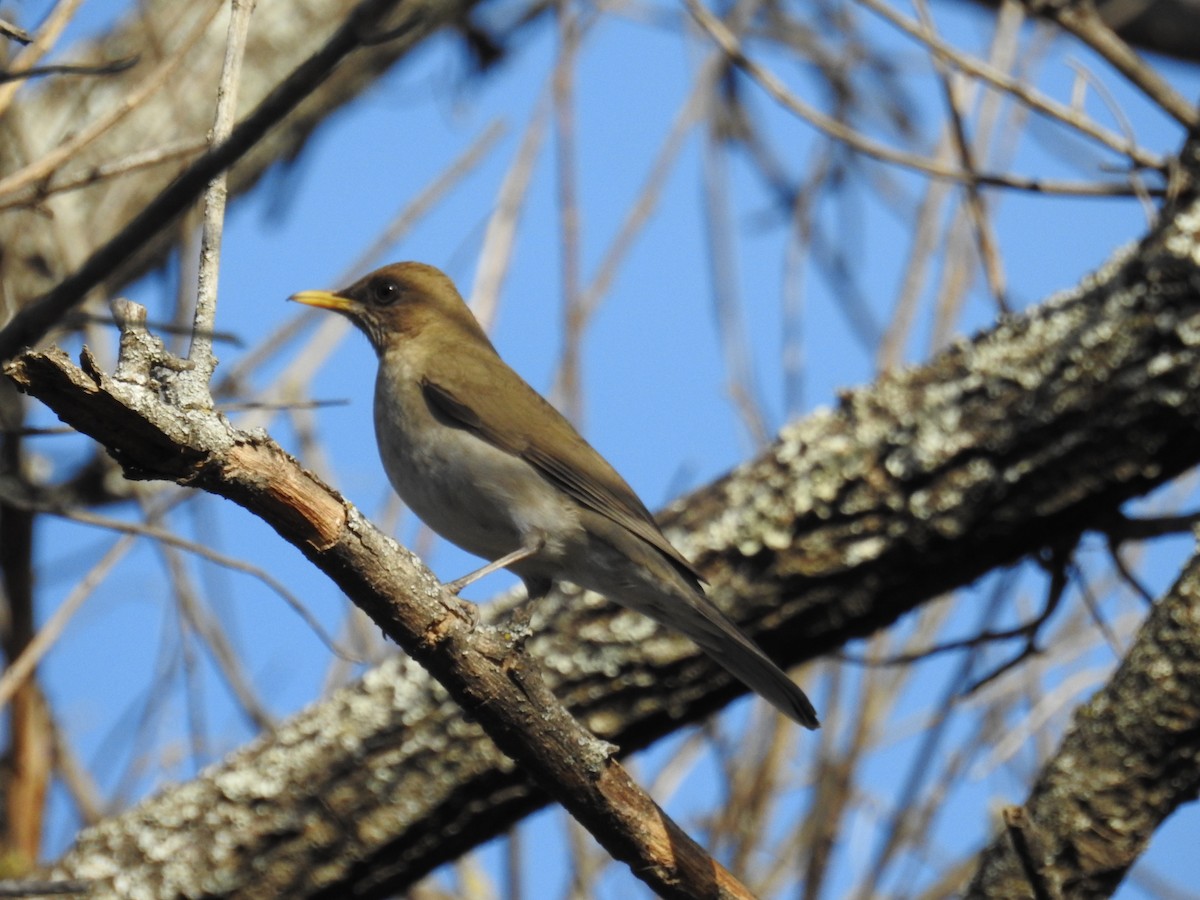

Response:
(966, 541), (1200, 898)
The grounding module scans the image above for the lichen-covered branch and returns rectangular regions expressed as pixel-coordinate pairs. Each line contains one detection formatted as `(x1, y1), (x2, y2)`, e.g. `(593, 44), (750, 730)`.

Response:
(966, 540), (1200, 898)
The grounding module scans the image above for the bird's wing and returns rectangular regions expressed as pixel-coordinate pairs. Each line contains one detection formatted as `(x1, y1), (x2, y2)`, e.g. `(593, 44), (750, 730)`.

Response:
(419, 359), (704, 583)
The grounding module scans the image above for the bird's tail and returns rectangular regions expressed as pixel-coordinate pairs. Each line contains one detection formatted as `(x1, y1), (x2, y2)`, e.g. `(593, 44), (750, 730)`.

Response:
(682, 595), (820, 729)
(579, 518), (820, 728)
(620, 570), (820, 729)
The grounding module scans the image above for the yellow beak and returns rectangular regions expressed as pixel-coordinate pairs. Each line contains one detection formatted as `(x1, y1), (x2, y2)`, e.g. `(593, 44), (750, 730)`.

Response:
(288, 289), (355, 313)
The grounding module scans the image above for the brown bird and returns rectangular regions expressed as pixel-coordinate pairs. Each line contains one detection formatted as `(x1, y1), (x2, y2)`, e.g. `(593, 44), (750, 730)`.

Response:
(290, 262), (819, 728)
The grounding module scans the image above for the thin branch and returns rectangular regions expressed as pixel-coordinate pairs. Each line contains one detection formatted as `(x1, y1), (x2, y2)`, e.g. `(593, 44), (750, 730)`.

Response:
(0, 0), (84, 119)
(0, 879), (90, 897)
(51, 506), (354, 662)
(550, 0), (585, 422)
(0, 18), (33, 44)
(0, 55), (139, 85)
(0, 4), (222, 204)
(965, 550), (1071, 696)
(850, 0), (1163, 170)
(182, 0), (257, 393)
(684, 0), (1161, 197)
(1101, 510), (1200, 542)
(913, 0), (1009, 312)
(0, 535), (132, 714)
(471, 94), (551, 331)
(838, 547), (1072, 675)
(0, 138), (207, 212)
(139, 495), (273, 736)
(1041, 0), (1200, 131)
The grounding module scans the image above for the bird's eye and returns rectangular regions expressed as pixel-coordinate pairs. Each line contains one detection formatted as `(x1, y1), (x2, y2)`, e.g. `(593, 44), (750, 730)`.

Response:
(372, 278), (401, 306)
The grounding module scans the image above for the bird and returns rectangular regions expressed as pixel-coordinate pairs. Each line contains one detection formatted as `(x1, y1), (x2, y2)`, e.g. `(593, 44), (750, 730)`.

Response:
(290, 262), (819, 728)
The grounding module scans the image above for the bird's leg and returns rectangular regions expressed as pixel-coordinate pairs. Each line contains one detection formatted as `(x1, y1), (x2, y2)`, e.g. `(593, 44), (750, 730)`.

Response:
(445, 536), (546, 595)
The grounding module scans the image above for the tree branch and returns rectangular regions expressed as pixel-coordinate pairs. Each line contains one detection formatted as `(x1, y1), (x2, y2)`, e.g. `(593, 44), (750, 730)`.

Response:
(6, 306), (754, 900)
(966, 537), (1200, 897)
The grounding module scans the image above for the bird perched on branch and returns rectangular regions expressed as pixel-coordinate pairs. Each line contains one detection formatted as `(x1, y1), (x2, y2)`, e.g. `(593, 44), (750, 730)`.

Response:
(291, 262), (819, 728)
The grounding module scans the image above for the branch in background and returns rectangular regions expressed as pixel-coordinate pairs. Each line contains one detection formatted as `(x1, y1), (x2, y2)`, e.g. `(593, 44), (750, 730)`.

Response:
(966, 538), (1200, 897)
(0, 0), (420, 362)
(0, 18), (32, 45)
(0, 55), (138, 85)
(176, 0), (256, 397)
(969, 0), (1200, 64)
(1038, 0), (1200, 130)
(686, 0), (1163, 197)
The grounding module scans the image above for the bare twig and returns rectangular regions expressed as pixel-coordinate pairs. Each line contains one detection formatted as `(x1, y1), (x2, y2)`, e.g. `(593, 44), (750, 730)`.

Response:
(0, 535), (132, 713)
(53, 506), (353, 661)
(0, 18), (33, 45)
(550, 0), (586, 422)
(700, 0), (774, 446)
(684, 0), (1160, 197)
(181, 0), (257, 396)
(1042, 1), (1200, 131)
(913, 0), (1009, 312)
(0, 879), (90, 896)
(0, 55), (138, 85)
(0, 0), (84, 118)
(50, 715), (103, 826)
(851, 0), (1163, 170)
(0, 138), (207, 212)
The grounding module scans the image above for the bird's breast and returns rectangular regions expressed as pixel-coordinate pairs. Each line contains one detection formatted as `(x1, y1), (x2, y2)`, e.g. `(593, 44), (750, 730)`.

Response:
(373, 354), (581, 567)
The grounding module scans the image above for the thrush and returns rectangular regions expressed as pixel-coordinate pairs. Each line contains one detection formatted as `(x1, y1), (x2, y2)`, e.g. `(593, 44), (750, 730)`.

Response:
(291, 262), (819, 728)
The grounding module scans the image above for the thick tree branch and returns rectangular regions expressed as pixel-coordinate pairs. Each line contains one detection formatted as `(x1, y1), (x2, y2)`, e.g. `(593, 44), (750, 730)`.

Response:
(5, 309), (754, 900)
(966, 538), (1200, 898)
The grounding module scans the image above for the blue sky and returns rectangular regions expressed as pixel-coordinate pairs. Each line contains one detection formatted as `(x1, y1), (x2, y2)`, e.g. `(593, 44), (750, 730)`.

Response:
(16, 0), (1200, 895)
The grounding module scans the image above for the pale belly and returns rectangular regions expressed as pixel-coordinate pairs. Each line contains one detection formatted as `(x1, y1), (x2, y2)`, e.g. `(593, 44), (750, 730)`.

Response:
(373, 364), (581, 569)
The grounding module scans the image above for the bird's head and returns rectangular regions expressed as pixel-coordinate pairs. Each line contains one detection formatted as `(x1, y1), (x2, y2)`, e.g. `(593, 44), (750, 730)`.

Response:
(289, 262), (490, 355)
